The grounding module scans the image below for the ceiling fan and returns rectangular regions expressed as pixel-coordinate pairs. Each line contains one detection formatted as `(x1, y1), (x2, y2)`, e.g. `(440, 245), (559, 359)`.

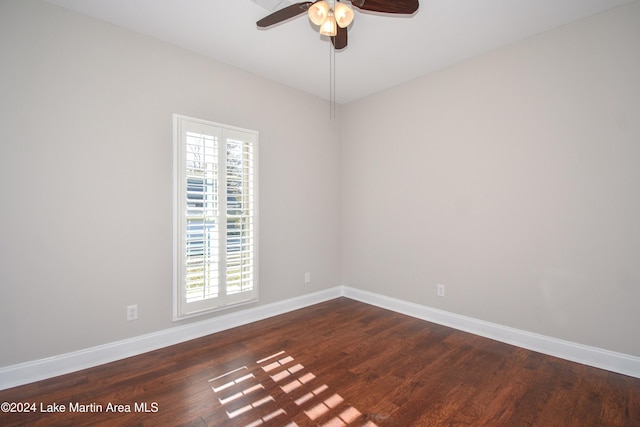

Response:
(256, 0), (419, 50)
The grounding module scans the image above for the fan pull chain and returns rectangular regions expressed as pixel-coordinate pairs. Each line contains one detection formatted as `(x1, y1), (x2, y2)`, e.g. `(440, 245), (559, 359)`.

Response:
(329, 40), (336, 118)
(331, 0), (336, 118)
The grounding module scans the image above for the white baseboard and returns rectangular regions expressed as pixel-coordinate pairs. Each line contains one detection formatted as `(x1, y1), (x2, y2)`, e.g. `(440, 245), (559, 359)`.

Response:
(2, 285), (638, 391)
(342, 286), (640, 379)
(0, 287), (342, 391)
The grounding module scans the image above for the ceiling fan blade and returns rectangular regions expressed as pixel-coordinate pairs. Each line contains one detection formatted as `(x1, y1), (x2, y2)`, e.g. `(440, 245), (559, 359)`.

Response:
(331, 26), (348, 50)
(351, 0), (419, 14)
(257, 1), (314, 28)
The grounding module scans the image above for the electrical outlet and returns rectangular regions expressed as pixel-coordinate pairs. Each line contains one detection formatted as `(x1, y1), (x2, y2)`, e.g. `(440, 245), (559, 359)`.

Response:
(436, 284), (445, 297)
(127, 304), (138, 321)
(304, 272), (311, 284)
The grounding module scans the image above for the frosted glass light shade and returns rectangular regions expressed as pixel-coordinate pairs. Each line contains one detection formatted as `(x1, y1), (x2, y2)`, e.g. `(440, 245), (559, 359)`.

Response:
(308, 1), (330, 26)
(319, 11), (337, 36)
(334, 2), (354, 28)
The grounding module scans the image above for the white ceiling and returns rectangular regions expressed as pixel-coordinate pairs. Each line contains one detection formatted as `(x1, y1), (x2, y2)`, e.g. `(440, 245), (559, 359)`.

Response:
(42, 0), (634, 104)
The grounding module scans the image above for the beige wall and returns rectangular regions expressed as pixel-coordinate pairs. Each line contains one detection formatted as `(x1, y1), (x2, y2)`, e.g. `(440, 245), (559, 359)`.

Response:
(1, 0), (639, 370)
(0, 0), (341, 367)
(341, 1), (640, 356)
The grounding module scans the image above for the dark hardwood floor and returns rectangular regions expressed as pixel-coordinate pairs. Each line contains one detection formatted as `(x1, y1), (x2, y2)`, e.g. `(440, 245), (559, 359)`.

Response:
(1, 298), (639, 426)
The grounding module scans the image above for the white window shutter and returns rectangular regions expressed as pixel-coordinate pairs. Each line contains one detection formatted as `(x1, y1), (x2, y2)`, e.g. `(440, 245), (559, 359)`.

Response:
(174, 115), (258, 319)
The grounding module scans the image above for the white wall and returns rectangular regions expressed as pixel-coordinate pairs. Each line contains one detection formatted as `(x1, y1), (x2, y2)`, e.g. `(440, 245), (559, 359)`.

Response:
(0, 0), (341, 367)
(341, 1), (640, 357)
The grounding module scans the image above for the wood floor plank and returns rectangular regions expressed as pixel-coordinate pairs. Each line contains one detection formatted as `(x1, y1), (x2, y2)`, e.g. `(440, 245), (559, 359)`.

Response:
(1, 297), (639, 426)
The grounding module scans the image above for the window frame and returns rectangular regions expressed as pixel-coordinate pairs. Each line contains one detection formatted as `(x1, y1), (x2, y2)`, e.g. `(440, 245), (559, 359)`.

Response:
(173, 114), (259, 320)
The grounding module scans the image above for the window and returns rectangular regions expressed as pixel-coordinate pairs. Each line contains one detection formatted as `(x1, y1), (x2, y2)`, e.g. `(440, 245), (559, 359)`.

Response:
(173, 115), (258, 319)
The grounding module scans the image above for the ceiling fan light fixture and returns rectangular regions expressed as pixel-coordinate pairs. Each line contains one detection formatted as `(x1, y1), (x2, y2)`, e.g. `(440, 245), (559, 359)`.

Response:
(334, 2), (354, 28)
(319, 10), (337, 36)
(308, 1), (330, 26)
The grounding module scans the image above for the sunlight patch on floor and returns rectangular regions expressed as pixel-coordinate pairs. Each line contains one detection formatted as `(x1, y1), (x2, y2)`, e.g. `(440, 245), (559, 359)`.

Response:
(208, 350), (378, 426)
